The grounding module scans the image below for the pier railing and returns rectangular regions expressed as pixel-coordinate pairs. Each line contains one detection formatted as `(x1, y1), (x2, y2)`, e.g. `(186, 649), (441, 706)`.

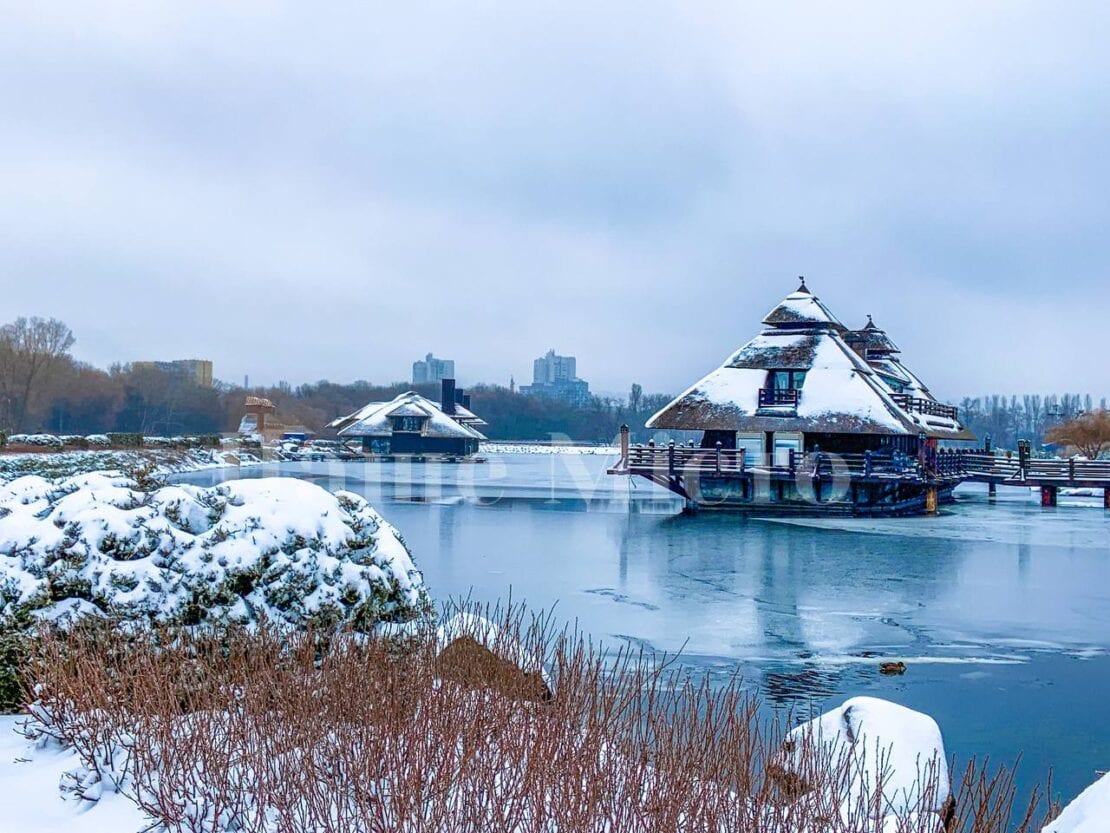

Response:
(890, 393), (959, 421)
(943, 450), (1110, 484)
(622, 444), (1110, 486)
(623, 445), (929, 480)
(758, 388), (801, 408)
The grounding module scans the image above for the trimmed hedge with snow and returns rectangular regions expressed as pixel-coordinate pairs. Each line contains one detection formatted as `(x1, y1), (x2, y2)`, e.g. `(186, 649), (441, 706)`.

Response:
(0, 474), (429, 629)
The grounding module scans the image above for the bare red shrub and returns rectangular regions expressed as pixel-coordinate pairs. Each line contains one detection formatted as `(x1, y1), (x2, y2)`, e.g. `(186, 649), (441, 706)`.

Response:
(21, 604), (1053, 833)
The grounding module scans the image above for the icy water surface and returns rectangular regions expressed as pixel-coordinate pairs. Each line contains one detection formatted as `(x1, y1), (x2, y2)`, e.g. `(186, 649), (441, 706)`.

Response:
(177, 454), (1110, 807)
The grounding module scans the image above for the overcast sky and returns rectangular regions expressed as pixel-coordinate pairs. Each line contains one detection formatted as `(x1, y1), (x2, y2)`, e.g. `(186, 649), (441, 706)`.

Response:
(2, 2), (1108, 399)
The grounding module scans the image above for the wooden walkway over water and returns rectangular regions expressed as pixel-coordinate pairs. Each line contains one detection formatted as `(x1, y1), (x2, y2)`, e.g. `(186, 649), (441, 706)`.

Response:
(610, 439), (1110, 510)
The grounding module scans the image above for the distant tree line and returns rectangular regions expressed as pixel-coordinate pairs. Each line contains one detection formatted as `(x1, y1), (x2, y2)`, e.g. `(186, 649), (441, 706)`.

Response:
(957, 393), (1108, 451)
(0, 317), (672, 442)
(2, 316), (1104, 447)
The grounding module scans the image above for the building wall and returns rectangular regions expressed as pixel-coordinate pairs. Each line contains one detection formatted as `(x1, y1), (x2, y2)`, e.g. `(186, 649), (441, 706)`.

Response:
(361, 434), (478, 455)
(532, 349), (575, 384)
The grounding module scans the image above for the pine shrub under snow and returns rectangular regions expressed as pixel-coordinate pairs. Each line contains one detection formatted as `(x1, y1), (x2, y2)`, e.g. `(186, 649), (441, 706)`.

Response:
(0, 474), (429, 630)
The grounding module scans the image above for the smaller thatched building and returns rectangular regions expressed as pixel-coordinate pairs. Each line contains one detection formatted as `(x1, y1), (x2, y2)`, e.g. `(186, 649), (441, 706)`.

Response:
(329, 380), (486, 457)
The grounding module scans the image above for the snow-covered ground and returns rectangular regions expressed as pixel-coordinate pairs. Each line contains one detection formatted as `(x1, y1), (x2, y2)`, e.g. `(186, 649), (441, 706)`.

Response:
(0, 714), (151, 833)
(481, 442), (619, 455)
(0, 447), (257, 483)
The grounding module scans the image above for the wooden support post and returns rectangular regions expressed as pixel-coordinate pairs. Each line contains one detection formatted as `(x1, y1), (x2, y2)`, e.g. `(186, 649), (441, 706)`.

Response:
(926, 486), (938, 515)
(668, 440), (675, 476)
(715, 441), (722, 476)
(788, 449), (796, 475)
(1041, 485), (1057, 508)
(1069, 457), (1076, 484)
(619, 424), (629, 468)
(739, 448), (746, 475)
(864, 451), (873, 478)
(988, 480), (997, 497)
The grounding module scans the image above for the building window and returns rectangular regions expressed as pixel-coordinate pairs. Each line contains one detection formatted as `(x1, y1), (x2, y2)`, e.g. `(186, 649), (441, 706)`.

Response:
(391, 416), (425, 433)
(768, 370), (806, 390)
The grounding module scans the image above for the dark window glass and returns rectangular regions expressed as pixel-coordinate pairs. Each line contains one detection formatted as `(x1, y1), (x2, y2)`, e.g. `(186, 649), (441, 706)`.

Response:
(768, 370), (806, 390)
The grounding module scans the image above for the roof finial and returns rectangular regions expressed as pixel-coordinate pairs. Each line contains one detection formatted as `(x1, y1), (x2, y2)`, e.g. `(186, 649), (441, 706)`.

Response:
(796, 275), (809, 294)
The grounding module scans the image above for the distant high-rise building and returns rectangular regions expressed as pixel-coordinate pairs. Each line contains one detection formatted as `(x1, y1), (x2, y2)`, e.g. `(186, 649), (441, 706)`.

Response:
(412, 353), (456, 385)
(520, 349), (590, 407)
(133, 359), (214, 387)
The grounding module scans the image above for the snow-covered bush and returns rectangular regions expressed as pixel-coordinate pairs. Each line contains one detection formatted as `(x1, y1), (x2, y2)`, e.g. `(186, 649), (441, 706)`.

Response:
(0, 474), (429, 630)
(6, 434), (63, 448)
(85, 434), (111, 446)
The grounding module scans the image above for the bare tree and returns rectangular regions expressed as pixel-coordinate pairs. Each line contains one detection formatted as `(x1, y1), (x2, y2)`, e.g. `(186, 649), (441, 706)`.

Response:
(629, 383), (643, 414)
(0, 317), (76, 431)
(1045, 410), (1110, 459)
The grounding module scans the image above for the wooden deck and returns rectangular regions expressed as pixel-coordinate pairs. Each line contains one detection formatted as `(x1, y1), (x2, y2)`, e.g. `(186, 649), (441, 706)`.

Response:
(609, 442), (1110, 510)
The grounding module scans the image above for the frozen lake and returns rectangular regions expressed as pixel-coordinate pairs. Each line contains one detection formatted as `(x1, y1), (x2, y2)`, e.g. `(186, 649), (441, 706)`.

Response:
(177, 453), (1110, 806)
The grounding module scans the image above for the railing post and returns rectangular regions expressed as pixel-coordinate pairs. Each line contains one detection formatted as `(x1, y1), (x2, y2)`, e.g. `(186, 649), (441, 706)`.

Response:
(1018, 439), (1030, 481)
(619, 424), (630, 468)
(788, 449), (796, 475)
(984, 435), (992, 455)
(739, 447), (746, 475)
(715, 441), (722, 476)
(1069, 456), (1076, 484)
(668, 440), (675, 476)
(864, 450), (873, 478)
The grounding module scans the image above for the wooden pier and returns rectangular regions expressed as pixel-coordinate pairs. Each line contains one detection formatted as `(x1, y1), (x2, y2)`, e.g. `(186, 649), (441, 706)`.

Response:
(609, 428), (1110, 512)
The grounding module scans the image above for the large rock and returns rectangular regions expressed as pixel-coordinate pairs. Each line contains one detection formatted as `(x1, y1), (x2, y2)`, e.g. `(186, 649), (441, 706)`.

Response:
(1044, 772), (1110, 833)
(436, 636), (552, 702)
(778, 696), (951, 829)
(434, 611), (553, 702)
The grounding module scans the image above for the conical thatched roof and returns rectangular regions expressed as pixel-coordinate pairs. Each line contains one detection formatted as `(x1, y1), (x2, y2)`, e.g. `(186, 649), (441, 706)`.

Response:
(647, 284), (975, 440)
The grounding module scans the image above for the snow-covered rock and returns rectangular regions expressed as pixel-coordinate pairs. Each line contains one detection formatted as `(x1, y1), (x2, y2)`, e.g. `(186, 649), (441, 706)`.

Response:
(1044, 772), (1110, 833)
(0, 474), (429, 628)
(781, 696), (950, 828)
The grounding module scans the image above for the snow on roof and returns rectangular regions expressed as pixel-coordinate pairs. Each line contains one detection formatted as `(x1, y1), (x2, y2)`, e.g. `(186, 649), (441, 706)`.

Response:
(844, 315), (900, 354)
(449, 404), (488, 426)
(726, 332), (819, 369)
(335, 391), (487, 440)
(761, 286), (846, 331)
(648, 285), (975, 439)
(649, 330), (914, 434)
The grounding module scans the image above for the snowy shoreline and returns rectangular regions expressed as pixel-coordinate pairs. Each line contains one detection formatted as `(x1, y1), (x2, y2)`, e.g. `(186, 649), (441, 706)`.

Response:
(0, 447), (262, 483)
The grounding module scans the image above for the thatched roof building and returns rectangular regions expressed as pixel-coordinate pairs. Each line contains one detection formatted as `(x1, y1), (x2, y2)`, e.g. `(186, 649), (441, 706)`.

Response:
(328, 380), (486, 456)
(647, 280), (974, 450)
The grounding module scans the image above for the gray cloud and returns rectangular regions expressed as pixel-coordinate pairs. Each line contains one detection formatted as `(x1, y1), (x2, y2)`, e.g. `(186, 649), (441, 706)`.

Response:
(1, 2), (1108, 399)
